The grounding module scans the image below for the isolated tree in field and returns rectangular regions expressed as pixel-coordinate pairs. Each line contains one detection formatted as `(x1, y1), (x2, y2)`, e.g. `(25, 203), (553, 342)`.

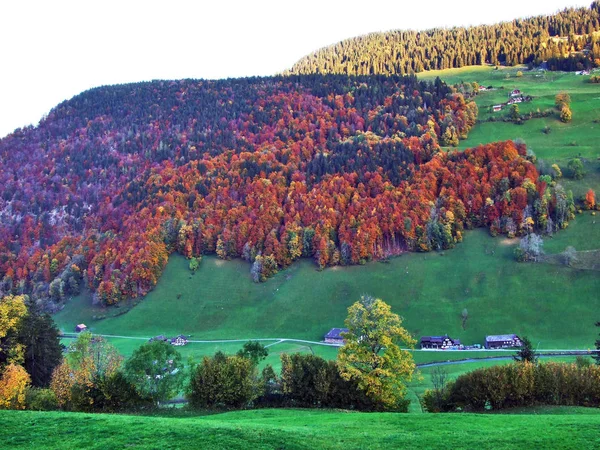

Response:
(555, 92), (571, 109)
(560, 106), (572, 123)
(188, 257), (200, 273)
(124, 340), (184, 406)
(568, 158), (584, 180)
(236, 341), (268, 366)
(461, 308), (468, 330)
(337, 295), (416, 410)
(509, 103), (520, 122)
(562, 246), (578, 266)
(514, 233), (544, 262)
(513, 336), (537, 363)
(585, 189), (596, 210)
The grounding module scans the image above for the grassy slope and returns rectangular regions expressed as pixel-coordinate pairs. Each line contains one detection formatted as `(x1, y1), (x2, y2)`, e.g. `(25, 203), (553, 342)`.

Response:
(3, 409), (600, 450)
(55, 229), (600, 349)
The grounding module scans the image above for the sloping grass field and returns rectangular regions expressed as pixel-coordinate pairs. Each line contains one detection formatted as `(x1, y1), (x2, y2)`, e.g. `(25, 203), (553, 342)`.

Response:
(3, 408), (600, 450)
(55, 225), (600, 350)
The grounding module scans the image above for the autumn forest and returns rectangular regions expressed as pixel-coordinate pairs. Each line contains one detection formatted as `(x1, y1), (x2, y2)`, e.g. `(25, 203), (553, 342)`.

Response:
(0, 72), (578, 309)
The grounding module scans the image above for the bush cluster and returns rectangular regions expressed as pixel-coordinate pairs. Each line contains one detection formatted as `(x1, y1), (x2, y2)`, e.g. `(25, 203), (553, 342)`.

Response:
(186, 353), (384, 411)
(423, 362), (600, 412)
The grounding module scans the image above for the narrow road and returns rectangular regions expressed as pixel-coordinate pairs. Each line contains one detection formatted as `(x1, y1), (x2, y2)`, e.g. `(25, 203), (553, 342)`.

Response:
(62, 333), (596, 363)
(417, 351), (594, 368)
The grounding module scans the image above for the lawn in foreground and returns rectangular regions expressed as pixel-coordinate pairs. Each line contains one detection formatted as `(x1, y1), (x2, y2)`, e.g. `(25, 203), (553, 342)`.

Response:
(2, 409), (600, 450)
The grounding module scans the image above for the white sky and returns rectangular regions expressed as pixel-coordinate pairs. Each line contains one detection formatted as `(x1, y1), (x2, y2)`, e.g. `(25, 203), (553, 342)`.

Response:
(0, 0), (592, 138)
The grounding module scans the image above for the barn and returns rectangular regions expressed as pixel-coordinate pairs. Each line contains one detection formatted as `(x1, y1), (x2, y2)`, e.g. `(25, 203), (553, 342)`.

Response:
(420, 335), (460, 349)
(170, 335), (188, 346)
(324, 328), (349, 345)
(485, 334), (522, 349)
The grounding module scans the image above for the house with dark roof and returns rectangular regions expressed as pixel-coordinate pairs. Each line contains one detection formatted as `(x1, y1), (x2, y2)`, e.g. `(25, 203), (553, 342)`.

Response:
(324, 328), (349, 345)
(485, 334), (522, 349)
(170, 335), (188, 346)
(149, 335), (168, 343)
(420, 335), (460, 349)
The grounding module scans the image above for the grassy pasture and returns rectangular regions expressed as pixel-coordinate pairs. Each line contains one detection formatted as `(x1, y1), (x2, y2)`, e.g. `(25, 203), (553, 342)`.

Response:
(56, 226), (600, 350)
(3, 408), (600, 449)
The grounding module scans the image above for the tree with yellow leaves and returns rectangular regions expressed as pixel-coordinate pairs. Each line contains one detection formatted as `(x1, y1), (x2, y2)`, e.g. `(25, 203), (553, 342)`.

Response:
(0, 364), (30, 409)
(0, 295), (27, 340)
(337, 295), (416, 410)
(0, 295), (28, 368)
(50, 332), (123, 410)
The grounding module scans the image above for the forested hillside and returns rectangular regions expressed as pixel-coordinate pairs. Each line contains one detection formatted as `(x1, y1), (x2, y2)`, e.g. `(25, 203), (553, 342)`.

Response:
(289, 2), (600, 76)
(0, 75), (572, 309)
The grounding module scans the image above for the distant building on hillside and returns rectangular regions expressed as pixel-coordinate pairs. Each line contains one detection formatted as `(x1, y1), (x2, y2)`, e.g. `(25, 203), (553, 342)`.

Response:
(485, 334), (522, 349)
(75, 324), (87, 333)
(149, 335), (168, 343)
(170, 335), (188, 346)
(493, 105), (503, 112)
(420, 335), (460, 349)
(324, 328), (349, 345)
(510, 89), (521, 97)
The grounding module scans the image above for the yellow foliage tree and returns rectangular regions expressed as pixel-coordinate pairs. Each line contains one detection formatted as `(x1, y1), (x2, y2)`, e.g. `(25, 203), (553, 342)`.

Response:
(337, 295), (416, 410)
(0, 295), (27, 340)
(0, 364), (30, 410)
(0, 295), (28, 367)
(50, 332), (123, 409)
(50, 361), (74, 408)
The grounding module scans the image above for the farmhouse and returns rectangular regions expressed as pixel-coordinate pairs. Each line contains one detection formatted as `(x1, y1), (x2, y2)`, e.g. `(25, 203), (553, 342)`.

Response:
(485, 334), (522, 349)
(150, 335), (168, 342)
(493, 104), (503, 112)
(420, 335), (460, 349)
(324, 328), (349, 345)
(510, 89), (521, 97)
(170, 335), (188, 346)
(75, 324), (87, 333)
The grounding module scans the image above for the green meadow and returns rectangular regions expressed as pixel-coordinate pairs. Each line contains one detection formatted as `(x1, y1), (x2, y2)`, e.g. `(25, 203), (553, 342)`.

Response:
(3, 408), (600, 449)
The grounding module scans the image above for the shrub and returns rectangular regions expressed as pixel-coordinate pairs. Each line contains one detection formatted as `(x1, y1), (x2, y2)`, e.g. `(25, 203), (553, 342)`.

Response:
(25, 387), (58, 411)
(187, 352), (259, 409)
(560, 106), (572, 123)
(567, 158), (584, 180)
(438, 362), (600, 411)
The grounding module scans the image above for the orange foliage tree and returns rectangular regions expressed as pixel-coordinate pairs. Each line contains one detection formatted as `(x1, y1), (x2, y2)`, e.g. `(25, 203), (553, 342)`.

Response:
(0, 364), (31, 409)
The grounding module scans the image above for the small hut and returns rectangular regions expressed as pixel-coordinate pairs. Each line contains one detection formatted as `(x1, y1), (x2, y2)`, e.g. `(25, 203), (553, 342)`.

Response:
(324, 328), (349, 345)
(75, 324), (87, 333)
